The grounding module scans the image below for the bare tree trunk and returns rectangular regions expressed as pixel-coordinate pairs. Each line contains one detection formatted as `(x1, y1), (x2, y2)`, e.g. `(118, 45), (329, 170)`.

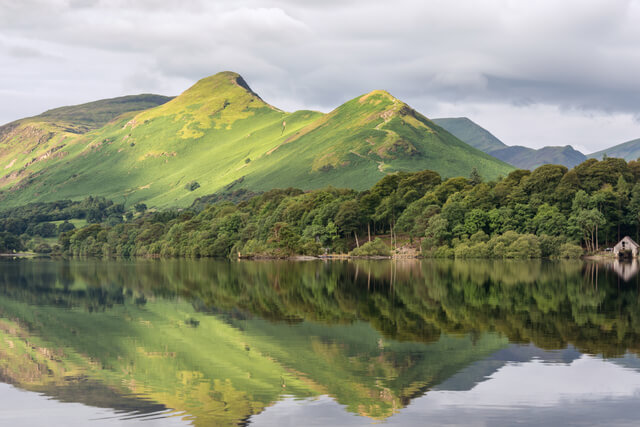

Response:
(390, 222), (394, 250)
(395, 226), (398, 252)
(368, 223), (371, 242)
(354, 231), (359, 248)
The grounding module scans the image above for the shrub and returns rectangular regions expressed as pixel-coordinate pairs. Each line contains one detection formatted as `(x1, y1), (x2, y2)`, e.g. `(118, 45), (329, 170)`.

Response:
(538, 234), (564, 258)
(421, 236), (438, 252)
(455, 242), (489, 258)
(433, 245), (454, 258)
(350, 238), (391, 257)
(506, 234), (541, 259)
(559, 242), (583, 259)
(491, 241), (508, 258)
(185, 181), (201, 191)
(299, 239), (322, 256)
(34, 242), (52, 254)
(454, 243), (471, 258)
(58, 220), (76, 233)
(470, 230), (489, 244)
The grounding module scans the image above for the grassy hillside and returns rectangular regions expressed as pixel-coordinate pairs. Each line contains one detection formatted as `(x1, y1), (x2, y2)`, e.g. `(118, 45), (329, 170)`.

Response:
(0, 94), (172, 205)
(0, 72), (513, 209)
(589, 137), (640, 161)
(434, 117), (587, 169)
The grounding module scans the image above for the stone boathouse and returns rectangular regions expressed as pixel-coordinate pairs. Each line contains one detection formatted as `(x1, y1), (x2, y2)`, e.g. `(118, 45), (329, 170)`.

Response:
(613, 236), (640, 258)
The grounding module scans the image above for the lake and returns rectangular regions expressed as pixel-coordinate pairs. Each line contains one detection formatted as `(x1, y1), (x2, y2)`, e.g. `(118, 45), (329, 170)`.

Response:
(0, 258), (639, 426)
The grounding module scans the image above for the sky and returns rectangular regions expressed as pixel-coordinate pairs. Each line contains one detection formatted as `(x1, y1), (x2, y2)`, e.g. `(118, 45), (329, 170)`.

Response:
(2, 0), (640, 154)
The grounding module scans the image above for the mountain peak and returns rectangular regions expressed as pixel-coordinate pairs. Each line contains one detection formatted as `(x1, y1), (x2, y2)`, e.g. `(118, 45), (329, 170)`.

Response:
(130, 72), (279, 139)
(183, 71), (264, 102)
(358, 89), (400, 104)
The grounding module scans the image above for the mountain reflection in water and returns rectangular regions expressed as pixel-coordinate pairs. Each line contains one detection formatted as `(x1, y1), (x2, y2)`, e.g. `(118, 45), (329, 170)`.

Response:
(0, 259), (639, 426)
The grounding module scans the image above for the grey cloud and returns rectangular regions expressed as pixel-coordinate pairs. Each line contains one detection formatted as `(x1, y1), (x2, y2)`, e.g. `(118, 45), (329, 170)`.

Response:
(1, 0), (640, 150)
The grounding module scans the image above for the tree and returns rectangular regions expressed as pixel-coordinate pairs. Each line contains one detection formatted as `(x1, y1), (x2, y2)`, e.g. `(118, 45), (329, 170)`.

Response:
(628, 183), (640, 241)
(424, 215), (449, 248)
(134, 203), (147, 213)
(334, 200), (362, 237)
(469, 167), (482, 186)
(524, 164), (568, 201)
(569, 208), (606, 252)
(532, 204), (567, 236)
(463, 209), (488, 235)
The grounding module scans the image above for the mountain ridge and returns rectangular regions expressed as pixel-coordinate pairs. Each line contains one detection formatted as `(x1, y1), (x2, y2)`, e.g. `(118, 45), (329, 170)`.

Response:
(433, 117), (587, 169)
(589, 137), (640, 161)
(0, 71), (513, 208)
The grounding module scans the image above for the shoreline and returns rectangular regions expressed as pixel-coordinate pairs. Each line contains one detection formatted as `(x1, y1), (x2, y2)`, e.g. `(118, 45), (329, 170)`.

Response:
(0, 252), (38, 258)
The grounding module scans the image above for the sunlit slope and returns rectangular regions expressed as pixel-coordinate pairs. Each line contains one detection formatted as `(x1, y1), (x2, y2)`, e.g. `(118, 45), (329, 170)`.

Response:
(0, 72), (513, 208)
(0, 94), (172, 194)
(242, 91), (513, 191)
(0, 72), (322, 207)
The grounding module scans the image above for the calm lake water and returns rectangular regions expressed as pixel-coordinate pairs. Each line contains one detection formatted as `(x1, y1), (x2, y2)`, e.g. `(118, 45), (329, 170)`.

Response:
(0, 258), (640, 426)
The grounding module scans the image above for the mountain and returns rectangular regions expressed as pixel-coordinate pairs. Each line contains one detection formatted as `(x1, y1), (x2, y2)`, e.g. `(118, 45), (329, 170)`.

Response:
(0, 94), (172, 158)
(0, 94), (173, 202)
(432, 117), (507, 152)
(433, 117), (587, 170)
(489, 144), (587, 170)
(0, 72), (513, 208)
(589, 138), (640, 161)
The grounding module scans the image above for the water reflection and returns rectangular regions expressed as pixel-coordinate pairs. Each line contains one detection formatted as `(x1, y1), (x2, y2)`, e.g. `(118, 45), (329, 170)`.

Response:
(0, 259), (639, 425)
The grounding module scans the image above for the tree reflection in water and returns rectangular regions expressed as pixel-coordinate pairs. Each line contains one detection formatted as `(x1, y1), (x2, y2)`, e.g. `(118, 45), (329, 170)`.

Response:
(0, 259), (638, 425)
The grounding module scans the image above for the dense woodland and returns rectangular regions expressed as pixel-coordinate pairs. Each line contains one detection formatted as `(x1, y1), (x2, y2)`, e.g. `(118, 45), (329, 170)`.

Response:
(4, 157), (640, 258)
(0, 197), (123, 253)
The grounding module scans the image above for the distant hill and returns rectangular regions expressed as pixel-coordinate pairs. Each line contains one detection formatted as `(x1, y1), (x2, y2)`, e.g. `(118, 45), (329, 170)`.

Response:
(36, 94), (174, 128)
(589, 138), (640, 161)
(0, 72), (513, 208)
(434, 117), (587, 170)
(432, 117), (507, 153)
(489, 144), (587, 170)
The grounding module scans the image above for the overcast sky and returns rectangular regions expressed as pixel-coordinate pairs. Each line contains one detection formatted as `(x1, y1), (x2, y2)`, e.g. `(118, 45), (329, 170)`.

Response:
(2, 0), (640, 153)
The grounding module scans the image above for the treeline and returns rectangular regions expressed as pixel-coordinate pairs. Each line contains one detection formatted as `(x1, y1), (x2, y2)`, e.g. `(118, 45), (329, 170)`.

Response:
(57, 157), (640, 259)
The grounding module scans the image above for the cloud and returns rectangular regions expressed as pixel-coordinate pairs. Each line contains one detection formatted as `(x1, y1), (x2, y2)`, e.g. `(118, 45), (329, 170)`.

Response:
(1, 0), (640, 151)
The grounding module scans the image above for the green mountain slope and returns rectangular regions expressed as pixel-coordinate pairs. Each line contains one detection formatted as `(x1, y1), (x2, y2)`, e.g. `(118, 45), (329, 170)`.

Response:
(589, 138), (640, 161)
(0, 72), (513, 208)
(432, 117), (507, 152)
(0, 94), (172, 202)
(434, 117), (587, 170)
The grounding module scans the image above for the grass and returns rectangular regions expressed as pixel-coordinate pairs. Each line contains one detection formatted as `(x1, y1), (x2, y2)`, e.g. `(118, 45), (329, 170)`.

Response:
(0, 72), (514, 209)
(51, 219), (87, 228)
